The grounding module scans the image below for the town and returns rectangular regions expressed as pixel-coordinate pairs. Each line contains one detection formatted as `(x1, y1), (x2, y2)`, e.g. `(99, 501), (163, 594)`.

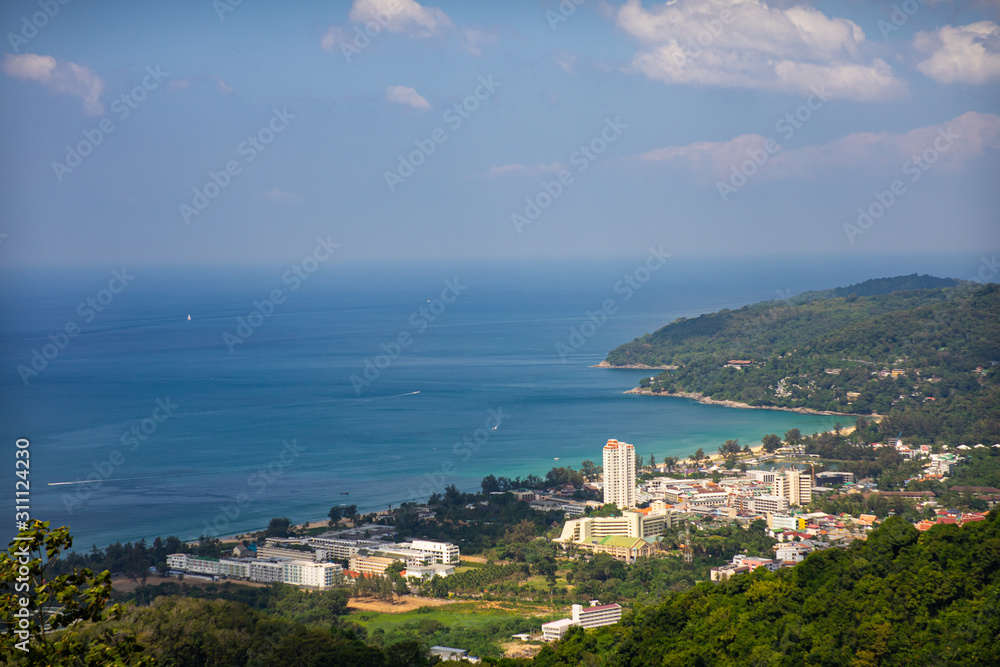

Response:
(154, 433), (997, 662)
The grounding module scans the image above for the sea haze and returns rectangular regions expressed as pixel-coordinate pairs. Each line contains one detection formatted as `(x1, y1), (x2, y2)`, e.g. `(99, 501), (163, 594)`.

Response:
(0, 254), (982, 548)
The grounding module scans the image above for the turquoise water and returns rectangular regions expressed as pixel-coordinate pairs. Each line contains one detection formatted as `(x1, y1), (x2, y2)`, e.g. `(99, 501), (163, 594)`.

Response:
(0, 256), (976, 547)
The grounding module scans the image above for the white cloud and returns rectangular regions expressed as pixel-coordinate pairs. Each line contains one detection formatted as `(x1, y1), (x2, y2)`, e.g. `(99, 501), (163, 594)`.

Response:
(488, 162), (568, 177)
(349, 0), (453, 38)
(261, 188), (300, 202)
(635, 111), (1000, 180)
(616, 0), (906, 102)
(915, 21), (1000, 84)
(2, 53), (105, 115)
(386, 84), (431, 109)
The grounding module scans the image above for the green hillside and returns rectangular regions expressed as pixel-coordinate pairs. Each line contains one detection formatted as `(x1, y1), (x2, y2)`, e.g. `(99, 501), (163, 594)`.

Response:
(533, 511), (1000, 666)
(604, 278), (1000, 444)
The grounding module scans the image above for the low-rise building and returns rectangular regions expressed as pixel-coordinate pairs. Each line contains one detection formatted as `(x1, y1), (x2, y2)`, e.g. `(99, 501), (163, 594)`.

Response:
(282, 560), (342, 589)
(541, 602), (622, 641)
(250, 559), (285, 583)
(349, 554), (402, 576)
(576, 536), (656, 563)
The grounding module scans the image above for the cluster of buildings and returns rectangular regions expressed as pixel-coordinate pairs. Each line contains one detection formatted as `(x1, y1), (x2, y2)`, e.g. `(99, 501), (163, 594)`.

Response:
(640, 467), (813, 518)
(541, 601), (623, 641)
(166, 524), (460, 588)
(166, 551), (344, 589)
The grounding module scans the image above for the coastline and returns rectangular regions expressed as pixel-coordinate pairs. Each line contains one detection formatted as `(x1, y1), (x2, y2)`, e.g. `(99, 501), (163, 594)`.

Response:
(593, 361), (678, 370)
(625, 387), (869, 418)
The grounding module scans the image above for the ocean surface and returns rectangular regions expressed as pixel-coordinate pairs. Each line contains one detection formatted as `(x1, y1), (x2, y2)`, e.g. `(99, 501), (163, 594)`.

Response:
(0, 254), (983, 548)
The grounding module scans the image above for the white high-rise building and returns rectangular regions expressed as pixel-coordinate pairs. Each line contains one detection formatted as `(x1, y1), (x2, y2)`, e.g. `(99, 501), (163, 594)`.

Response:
(602, 439), (636, 509)
(771, 468), (812, 506)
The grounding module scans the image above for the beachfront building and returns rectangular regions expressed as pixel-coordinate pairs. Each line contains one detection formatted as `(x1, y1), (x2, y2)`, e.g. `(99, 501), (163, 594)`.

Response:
(166, 554), (219, 576)
(250, 559), (285, 583)
(282, 560), (342, 589)
(349, 554), (403, 575)
(408, 539), (460, 564)
(603, 439), (636, 509)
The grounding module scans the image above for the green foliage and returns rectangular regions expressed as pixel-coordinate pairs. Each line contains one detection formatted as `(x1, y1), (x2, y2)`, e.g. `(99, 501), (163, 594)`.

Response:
(0, 520), (151, 665)
(536, 512), (1000, 665)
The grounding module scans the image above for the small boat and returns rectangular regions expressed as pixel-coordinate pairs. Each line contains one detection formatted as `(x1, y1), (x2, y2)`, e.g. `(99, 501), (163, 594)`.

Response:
(554, 457), (560, 461)
(187, 314), (191, 321)
(340, 492), (350, 495)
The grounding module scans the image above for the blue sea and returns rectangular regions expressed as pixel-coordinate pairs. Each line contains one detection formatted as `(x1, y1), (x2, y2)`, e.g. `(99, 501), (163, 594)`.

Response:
(0, 254), (983, 548)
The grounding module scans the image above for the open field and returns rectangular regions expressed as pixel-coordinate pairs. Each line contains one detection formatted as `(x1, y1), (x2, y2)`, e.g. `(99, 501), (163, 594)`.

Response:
(347, 595), (455, 614)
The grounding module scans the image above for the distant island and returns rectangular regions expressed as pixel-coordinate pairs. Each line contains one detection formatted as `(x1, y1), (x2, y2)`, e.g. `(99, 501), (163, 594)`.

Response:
(603, 274), (1000, 445)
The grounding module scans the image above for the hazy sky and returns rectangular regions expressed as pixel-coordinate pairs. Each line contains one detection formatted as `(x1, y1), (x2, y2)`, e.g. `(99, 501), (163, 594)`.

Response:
(1, 0), (998, 267)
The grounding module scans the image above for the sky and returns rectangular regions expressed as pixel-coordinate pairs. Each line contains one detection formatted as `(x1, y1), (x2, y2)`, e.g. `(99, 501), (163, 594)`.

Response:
(0, 0), (998, 267)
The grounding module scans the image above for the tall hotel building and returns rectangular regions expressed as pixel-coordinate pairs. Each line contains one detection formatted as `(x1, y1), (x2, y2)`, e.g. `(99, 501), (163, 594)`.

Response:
(602, 439), (636, 509)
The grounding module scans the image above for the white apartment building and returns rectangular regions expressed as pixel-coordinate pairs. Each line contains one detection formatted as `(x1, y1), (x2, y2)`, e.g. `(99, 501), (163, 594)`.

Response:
(749, 494), (791, 514)
(250, 559), (285, 583)
(282, 560), (342, 589)
(166, 554), (219, 576)
(556, 510), (670, 543)
(746, 470), (777, 484)
(771, 468), (812, 506)
(603, 439), (636, 509)
(541, 602), (622, 641)
(408, 539), (460, 564)
(572, 602), (622, 629)
(218, 558), (252, 579)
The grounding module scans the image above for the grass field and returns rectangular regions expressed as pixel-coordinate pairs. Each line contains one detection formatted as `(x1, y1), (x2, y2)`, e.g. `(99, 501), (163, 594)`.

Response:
(351, 599), (560, 658)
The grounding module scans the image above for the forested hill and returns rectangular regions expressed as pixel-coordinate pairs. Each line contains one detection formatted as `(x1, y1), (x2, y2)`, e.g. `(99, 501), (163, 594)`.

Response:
(533, 511), (1000, 666)
(604, 277), (1000, 443)
(605, 274), (966, 368)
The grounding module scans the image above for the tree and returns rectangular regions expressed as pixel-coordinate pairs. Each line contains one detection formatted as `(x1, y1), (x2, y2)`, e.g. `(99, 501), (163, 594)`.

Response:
(784, 428), (802, 446)
(581, 460), (600, 481)
(649, 453), (657, 469)
(719, 439), (741, 456)
(0, 521), (151, 665)
(328, 506), (342, 525)
(266, 517), (293, 538)
(693, 448), (706, 464)
(762, 433), (782, 453)
(481, 474), (501, 495)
